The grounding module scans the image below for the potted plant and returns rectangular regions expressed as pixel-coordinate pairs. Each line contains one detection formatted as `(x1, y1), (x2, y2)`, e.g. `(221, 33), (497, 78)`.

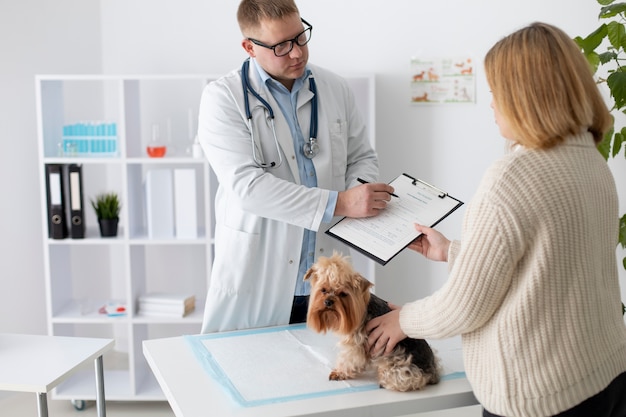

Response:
(574, 0), (626, 315)
(91, 192), (121, 237)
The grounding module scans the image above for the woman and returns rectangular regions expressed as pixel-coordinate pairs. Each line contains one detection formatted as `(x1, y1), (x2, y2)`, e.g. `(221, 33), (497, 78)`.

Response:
(366, 22), (626, 417)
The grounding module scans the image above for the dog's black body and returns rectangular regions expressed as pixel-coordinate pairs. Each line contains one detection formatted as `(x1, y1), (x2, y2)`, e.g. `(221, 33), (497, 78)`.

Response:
(366, 293), (439, 381)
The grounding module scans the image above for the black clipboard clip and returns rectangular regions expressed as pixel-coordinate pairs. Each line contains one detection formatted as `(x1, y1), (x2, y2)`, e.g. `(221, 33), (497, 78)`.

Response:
(404, 173), (448, 198)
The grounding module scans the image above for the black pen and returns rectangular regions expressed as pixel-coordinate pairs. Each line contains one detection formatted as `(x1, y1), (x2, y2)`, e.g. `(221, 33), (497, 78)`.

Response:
(357, 177), (399, 198)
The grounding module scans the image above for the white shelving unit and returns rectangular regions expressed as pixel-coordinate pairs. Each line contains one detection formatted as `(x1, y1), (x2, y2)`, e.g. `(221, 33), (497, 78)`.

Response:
(35, 73), (376, 402)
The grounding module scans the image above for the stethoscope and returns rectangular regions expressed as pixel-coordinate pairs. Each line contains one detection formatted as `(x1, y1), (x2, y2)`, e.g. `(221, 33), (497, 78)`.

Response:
(241, 59), (319, 168)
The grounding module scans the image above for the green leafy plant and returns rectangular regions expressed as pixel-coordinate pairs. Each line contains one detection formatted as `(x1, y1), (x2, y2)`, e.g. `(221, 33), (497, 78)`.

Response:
(90, 192), (121, 220)
(574, 0), (626, 315)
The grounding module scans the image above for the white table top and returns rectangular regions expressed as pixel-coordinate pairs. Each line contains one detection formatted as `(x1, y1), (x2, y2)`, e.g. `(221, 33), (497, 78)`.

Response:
(0, 333), (114, 393)
(144, 333), (477, 417)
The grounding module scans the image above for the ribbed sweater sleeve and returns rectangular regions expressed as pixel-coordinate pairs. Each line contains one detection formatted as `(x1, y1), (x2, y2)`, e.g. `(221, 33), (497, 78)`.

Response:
(399, 132), (626, 416)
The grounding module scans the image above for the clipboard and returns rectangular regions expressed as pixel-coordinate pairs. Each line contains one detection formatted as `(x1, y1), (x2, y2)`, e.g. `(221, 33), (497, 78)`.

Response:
(326, 173), (463, 265)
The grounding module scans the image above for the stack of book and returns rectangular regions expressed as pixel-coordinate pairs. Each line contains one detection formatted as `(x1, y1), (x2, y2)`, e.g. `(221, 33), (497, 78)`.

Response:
(138, 293), (195, 318)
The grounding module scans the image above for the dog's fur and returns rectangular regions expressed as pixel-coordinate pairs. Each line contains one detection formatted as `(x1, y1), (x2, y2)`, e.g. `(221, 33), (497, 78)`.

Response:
(304, 253), (440, 391)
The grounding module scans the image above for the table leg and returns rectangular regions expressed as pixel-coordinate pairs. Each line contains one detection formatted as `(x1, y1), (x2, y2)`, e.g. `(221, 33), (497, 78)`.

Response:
(94, 355), (107, 417)
(36, 392), (48, 417)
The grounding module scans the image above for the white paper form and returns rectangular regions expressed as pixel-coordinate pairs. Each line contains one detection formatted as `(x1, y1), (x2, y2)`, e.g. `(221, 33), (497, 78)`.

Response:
(326, 174), (463, 265)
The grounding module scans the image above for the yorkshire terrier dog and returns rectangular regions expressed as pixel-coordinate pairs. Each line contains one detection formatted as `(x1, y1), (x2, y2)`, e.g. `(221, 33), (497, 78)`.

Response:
(305, 253), (440, 392)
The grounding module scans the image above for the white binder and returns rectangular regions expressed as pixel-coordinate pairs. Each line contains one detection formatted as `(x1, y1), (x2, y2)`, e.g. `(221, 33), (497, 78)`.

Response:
(145, 169), (174, 238)
(174, 168), (198, 239)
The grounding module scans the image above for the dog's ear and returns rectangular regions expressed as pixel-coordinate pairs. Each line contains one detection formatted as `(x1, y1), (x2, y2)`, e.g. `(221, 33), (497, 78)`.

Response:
(356, 273), (373, 295)
(303, 266), (316, 284)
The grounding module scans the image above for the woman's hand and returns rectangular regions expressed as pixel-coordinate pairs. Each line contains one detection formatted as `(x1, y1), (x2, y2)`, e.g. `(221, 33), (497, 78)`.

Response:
(408, 223), (450, 262)
(365, 308), (407, 357)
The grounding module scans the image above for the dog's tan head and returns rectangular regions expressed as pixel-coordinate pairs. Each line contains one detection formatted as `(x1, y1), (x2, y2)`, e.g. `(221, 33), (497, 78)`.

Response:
(304, 252), (373, 335)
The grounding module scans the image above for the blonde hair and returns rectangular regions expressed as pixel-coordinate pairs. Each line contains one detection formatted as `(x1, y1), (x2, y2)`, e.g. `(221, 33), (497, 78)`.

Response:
(484, 22), (612, 149)
(237, 0), (299, 35)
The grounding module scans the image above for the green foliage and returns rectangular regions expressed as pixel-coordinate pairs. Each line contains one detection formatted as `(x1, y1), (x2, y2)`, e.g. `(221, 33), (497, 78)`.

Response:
(574, 0), (626, 315)
(90, 192), (121, 220)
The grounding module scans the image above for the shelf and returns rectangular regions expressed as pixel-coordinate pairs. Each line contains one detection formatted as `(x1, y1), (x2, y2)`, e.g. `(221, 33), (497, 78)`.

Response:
(133, 380), (167, 401)
(128, 235), (209, 244)
(47, 227), (126, 243)
(43, 157), (123, 164)
(50, 299), (127, 322)
(37, 75), (216, 402)
(54, 370), (137, 401)
(49, 297), (205, 324)
(126, 157), (207, 164)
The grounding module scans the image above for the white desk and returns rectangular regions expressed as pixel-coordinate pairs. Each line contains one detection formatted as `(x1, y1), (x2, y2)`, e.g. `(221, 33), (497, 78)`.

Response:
(143, 334), (477, 417)
(0, 333), (114, 417)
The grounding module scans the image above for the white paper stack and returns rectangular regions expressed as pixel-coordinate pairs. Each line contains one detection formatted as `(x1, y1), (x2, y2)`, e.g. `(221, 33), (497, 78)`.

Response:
(138, 292), (196, 317)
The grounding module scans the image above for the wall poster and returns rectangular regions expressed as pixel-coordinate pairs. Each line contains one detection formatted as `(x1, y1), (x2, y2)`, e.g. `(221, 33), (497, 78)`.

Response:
(410, 57), (476, 104)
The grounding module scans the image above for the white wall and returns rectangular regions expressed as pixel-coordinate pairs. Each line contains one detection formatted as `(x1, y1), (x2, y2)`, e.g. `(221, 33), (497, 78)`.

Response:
(1, 0), (624, 334)
(0, 0), (102, 334)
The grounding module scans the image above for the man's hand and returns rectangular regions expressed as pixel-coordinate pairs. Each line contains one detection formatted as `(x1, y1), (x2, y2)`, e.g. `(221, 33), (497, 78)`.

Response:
(335, 182), (396, 218)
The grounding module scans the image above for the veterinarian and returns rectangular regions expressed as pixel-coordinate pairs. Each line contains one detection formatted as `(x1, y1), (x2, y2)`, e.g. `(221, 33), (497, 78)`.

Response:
(366, 22), (626, 417)
(198, 0), (394, 333)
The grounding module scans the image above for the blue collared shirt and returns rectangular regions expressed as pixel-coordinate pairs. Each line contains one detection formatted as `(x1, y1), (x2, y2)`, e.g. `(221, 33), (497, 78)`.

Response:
(251, 59), (338, 296)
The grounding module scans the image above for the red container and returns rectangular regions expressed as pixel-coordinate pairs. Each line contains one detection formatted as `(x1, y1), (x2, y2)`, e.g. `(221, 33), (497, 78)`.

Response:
(146, 145), (166, 158)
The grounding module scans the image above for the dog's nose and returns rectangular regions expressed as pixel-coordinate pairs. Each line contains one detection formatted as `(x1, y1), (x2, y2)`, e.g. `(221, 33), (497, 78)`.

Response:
(324, 298), (334, 307)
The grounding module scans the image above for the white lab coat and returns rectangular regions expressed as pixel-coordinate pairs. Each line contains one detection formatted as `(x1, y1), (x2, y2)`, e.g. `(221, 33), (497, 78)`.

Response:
(198, 61), (379, 333)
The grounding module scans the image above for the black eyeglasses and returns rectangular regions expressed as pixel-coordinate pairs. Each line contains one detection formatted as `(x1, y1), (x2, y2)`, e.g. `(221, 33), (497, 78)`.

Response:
(248, 18), (313, 57)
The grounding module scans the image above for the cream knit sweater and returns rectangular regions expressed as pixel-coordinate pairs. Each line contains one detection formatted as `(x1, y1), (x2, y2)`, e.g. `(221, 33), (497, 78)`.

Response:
(399, 132), (626, 416)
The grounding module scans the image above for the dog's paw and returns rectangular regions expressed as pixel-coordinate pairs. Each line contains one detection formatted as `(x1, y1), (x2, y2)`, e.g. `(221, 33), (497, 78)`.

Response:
(329, 370), (348, 381)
